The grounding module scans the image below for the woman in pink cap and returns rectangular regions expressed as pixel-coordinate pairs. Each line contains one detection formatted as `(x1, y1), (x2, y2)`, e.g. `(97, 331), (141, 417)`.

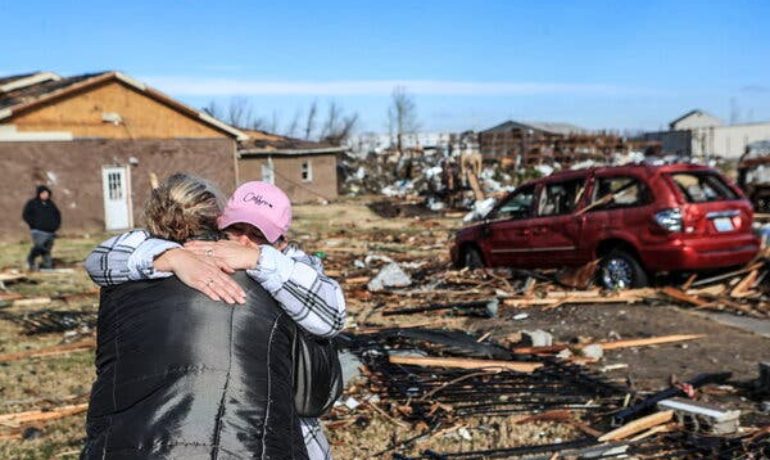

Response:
(85, 175), (345, 460)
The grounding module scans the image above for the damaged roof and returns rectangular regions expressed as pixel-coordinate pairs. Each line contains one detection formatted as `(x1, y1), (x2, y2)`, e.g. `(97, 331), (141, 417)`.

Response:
(483, 120), (587, 136)
(239, 129), (346, 156)
(0, 71), (247, 140)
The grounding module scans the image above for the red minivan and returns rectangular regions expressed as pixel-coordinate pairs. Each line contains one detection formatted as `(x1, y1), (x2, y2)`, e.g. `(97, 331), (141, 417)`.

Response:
(451, 163), (760, 289)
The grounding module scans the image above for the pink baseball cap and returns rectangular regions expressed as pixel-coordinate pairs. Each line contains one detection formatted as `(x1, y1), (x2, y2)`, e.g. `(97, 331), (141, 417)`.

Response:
(217, 181), (292, 243)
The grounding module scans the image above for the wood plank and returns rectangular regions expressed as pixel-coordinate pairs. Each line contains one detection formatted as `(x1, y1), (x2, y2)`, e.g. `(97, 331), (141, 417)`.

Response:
(660, 287), (709, 307)
(388, 355), (542, 373)
(0, 403), (88, 425)
(597, 410), (674, 442)
(730, 270), (759, 298)
(0, 338), (96, 363)
(11, 297), (51, 308)
(594, 334), (705, 351)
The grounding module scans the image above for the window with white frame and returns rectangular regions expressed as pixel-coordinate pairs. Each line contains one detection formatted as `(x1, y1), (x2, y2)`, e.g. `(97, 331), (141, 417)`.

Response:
(301, 160), (312, 182)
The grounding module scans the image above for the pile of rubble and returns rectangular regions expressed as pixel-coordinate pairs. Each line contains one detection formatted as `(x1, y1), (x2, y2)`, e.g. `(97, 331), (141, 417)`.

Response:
(310, 226), (770, 457)
(329, 327), (770, 458)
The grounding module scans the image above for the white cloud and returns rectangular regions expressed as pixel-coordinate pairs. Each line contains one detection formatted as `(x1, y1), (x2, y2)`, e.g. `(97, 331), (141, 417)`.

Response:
(141, 76), (644, 97)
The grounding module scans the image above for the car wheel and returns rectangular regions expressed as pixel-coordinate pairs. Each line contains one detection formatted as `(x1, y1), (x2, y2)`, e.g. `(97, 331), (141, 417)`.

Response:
(463, 246), (485, 269)
(599, 249), (648, 289)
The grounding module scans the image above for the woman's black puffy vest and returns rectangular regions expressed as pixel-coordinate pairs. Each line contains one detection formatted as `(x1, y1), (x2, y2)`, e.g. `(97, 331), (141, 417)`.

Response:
(81, 272), (307, 459)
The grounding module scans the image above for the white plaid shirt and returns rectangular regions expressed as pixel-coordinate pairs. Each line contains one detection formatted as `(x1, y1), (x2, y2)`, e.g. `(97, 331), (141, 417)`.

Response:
(85, 229), (343, 460)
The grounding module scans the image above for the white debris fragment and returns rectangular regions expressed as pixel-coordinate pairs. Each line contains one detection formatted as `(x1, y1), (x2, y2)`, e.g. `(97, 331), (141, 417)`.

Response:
(344, 396), (361, 410)
(367, 263), (412, 292)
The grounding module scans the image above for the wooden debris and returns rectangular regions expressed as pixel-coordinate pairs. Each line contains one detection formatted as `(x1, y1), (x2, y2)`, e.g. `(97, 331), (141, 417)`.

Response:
(513, 334), (704, 355)
(0, 337), (96, 363)
(660, 287), (709, 307)
(0, 403), (88, 427)
(730, 270), (759, 298)
(690, 262), (764, 288)
(627, 422), (677, 442)
(10, 297), (51, 308)
(594, 334), (705, 351)
(388, 355), (543, 373)
(556, 260), (599, 289)
(598, 410), (674, 442)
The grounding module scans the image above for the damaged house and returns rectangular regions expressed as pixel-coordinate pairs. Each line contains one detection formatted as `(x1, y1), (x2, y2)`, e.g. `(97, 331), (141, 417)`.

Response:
(237, 130), (345, 203)
(0, 71), (245, 237)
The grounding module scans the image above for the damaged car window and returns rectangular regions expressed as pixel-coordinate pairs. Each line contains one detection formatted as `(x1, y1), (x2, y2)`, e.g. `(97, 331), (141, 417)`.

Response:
(591, 176), (649, 210)
(669, 173), (738, 203)
(537, 178), (586, 216)
(494, 185), (535, 220)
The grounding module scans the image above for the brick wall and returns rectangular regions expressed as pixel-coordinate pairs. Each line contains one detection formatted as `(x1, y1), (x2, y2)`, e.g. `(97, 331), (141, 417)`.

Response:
(0, 138), (236, 239)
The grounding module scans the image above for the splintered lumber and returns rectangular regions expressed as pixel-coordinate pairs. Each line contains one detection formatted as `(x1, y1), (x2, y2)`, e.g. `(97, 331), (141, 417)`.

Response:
(730, 270), (759, 298)
(503, 291), (649, 309)
(628, 422), (676, 442)
(0, 403), (88, 427)
(594, 334), (705, 351)
(0, 337), (96, 363)
(513, 334), (705, 355)
(556, 260), (599, 289)
(598, 410), (674, 442)
(690, 262), (764, 288)
(388, 355), (542, 373)
(660, 287), (709, 307)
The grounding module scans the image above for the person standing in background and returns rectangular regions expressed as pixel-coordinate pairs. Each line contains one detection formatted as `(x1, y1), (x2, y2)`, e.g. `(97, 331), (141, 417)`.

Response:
(22, 185), (61, 270)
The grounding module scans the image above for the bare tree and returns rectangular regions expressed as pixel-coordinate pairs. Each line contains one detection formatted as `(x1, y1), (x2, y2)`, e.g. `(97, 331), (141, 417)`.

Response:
(389, 86), (419, 154)
(227, 97), (253, 129)
(203, 97), (264, 130)
(270, 111), (280, 134)
(320, 102), (341, 140)
(317, 101), (359, 145)
(285, 108), (302, 138)
(203, 100), (224, 120)
(304, 100), (318, 140)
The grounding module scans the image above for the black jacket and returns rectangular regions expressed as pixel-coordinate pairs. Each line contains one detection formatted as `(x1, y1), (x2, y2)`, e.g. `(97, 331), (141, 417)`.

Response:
(81, 272), (308, 459)
(22, 186), (61, 232)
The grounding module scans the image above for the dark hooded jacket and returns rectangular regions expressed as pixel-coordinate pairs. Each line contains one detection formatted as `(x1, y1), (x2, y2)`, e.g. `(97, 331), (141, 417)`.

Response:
(81, 272), (308, 459)
(22, 185), (61, 232)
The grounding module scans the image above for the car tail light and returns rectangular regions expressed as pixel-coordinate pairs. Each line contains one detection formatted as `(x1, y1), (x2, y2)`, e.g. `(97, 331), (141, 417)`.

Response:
(654, 208), (683, 233)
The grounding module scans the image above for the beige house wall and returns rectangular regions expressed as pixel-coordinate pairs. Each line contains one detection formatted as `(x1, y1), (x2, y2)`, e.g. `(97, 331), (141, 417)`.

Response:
(238, 154), (338, 203)
(9, 80), (227, 139)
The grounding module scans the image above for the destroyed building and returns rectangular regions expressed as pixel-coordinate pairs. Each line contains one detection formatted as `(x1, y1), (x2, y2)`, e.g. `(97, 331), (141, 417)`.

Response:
(479, 120), (632, 169)
(0, 71), (246, 237)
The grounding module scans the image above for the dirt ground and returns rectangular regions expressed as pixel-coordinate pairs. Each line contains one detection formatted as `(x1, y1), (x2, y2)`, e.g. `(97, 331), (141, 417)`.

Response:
(1, 196), (769, 459)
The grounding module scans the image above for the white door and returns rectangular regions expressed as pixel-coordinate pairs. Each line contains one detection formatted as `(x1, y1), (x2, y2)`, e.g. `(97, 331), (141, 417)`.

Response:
(101, 166), (132, 230)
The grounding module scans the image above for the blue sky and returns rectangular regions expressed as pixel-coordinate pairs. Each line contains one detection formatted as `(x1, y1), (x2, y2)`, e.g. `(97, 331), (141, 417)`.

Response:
(2, 0), (769, 133)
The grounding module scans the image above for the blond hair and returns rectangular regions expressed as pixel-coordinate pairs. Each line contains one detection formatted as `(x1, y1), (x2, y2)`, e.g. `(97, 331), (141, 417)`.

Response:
(144, 173), (224, 243)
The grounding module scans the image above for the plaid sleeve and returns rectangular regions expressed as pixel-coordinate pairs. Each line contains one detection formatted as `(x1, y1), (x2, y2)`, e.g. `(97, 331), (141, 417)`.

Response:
(84, 230), (179, 286)
(300, 417), (332, 460)
(247, 245), (346, 338)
